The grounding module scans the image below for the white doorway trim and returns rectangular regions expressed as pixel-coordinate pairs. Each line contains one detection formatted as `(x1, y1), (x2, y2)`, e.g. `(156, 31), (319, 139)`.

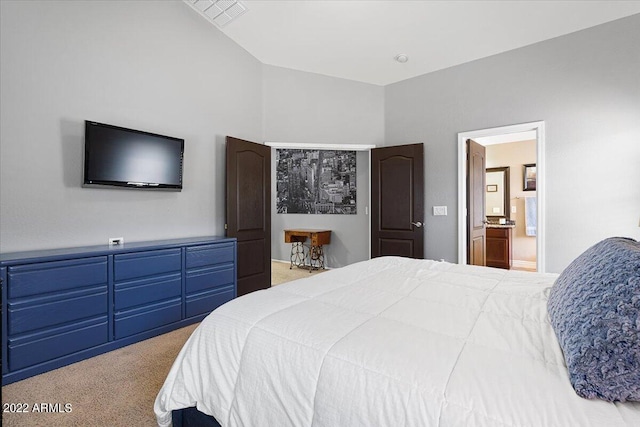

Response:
(457, 121), (546, 272)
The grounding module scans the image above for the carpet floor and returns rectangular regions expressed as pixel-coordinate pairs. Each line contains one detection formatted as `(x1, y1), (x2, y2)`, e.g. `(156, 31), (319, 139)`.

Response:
(1, 261), (323, 426)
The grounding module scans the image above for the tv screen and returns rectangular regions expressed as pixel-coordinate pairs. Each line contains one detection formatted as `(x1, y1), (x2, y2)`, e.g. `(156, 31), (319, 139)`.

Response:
(83, 121), (184, 191)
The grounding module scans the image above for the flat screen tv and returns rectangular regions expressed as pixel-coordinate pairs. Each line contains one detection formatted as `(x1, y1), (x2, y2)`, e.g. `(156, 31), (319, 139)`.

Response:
(83, 121), (184, 191)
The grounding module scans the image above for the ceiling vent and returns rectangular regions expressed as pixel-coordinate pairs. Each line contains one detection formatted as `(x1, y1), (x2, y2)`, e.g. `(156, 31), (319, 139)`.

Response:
(184, 0), (248, 28)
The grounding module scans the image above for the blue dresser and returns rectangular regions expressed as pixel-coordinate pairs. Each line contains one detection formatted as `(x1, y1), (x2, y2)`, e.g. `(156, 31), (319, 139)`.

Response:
(0, 236), (236, 385)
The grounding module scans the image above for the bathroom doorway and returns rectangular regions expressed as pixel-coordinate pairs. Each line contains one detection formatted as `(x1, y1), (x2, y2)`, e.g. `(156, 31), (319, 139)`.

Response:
(457, 122), (545, 272)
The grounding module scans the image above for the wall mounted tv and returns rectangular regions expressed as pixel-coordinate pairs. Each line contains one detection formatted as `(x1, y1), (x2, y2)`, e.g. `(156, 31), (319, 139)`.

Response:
(83, 121), (184, 191)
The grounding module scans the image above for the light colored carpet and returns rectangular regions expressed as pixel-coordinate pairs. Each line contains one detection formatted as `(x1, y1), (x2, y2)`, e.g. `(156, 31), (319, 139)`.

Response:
(1, 261), (320, 426)
(271, 259), (327, 285)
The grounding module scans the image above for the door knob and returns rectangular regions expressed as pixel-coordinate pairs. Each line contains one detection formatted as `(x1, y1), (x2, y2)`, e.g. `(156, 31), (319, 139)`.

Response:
(411, 221), (423, 228)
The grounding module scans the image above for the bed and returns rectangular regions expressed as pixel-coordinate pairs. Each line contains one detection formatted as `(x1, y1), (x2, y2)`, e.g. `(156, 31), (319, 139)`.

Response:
(155, 238), (640, 426)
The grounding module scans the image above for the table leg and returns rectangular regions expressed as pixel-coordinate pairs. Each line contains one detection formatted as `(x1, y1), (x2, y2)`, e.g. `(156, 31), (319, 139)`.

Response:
(308, 245), (325, 272)
(290, 241), (306, 269)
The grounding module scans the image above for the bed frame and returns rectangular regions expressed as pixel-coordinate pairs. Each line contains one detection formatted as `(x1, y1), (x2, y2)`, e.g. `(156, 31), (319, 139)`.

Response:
(171, 407), (221, 427)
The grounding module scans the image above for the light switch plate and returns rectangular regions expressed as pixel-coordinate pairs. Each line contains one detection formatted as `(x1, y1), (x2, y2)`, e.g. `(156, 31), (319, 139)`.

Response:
(511, 206), (517, 213)
(433, 206), (447, 216)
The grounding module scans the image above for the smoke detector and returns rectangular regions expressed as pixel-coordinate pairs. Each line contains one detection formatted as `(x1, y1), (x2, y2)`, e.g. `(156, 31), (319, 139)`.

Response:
(394, 54), (409, 63)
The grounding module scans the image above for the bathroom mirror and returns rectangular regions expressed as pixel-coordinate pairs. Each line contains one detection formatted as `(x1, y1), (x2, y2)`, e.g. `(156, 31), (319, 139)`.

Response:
(486, 167), (510, 219)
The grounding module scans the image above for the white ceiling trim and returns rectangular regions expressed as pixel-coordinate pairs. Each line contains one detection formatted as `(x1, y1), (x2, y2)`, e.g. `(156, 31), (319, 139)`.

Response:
(265, 142), (376, 151)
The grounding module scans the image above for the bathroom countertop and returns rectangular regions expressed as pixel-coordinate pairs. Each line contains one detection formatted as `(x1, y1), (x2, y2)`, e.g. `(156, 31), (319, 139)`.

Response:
(486, 223), (516, 229)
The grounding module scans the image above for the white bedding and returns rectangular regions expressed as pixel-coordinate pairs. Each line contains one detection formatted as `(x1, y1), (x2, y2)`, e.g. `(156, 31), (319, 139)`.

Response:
(154, 257), (640, 426)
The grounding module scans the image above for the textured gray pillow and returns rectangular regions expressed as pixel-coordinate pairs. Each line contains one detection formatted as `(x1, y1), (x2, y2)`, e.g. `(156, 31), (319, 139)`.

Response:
(547, 237), (640, 402)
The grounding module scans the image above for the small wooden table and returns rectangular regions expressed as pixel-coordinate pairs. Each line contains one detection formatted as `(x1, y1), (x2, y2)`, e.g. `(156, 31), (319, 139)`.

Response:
(284, 229), (331, 272)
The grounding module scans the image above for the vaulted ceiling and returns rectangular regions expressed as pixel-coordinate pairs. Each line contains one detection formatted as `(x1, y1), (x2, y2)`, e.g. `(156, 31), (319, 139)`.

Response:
(185, 0), (640, 86)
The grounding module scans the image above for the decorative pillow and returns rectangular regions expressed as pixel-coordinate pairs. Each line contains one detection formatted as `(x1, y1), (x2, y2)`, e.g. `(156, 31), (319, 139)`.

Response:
(547, 237), (640, 402)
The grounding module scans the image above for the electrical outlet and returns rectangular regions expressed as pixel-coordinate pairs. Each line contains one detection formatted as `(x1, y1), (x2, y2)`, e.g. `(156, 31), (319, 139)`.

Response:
(433, 206), (447, 216)
(511, 206), (517, 213)
(109, 237), (124, 246)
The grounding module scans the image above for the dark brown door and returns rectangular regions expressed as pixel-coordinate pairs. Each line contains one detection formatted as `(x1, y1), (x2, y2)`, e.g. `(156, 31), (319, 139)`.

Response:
(226, 137), (271, 296)
(467, 138), (486, 266)
(371, 143), (424, 258)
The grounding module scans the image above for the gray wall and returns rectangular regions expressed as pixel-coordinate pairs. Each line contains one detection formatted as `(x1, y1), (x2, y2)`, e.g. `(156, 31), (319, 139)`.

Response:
(0, 1), (383, 267)
(0, 1), (263, 253)
(2, 1), (638, 274)
(385, 14), (640, 273)
(262, 65), (384, 267)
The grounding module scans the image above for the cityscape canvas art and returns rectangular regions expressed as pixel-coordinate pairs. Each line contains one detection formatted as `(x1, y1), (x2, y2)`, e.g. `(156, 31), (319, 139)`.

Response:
(276, 149), (357, 214)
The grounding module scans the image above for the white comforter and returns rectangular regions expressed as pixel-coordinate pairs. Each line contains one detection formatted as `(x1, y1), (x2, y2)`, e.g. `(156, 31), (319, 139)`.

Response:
(154, 257), (640, 426)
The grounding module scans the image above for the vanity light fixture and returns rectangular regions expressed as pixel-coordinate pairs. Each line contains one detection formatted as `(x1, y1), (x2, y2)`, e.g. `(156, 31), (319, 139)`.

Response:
(394, 54), (409, 63)
(185, 0), (248, 28)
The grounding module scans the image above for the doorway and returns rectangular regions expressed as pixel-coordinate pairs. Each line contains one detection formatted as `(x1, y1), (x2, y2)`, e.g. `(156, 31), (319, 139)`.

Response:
(457, 122), (545, 272)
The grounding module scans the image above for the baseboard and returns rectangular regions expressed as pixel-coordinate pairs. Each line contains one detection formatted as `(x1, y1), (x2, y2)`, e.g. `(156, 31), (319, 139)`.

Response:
(271, 258), (332, 270)
(512, 260), (537, 270)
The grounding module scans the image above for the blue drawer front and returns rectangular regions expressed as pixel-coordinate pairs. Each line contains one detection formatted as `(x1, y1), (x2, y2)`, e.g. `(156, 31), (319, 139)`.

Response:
(114, 274), (181, 311)
(8, 257), (107, 299)
(8, 289), (107, 335)
(186, 243), (235, 269)
(9, 318), (108, 371)
(114, 249), (181, 281)
(114, 299), (182, 339)
(186, 265), (234, 294)
(185, 286), (235, 318)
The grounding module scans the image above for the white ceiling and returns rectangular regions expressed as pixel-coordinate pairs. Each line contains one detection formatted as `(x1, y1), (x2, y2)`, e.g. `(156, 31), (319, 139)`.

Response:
(186, 0), (640, 86)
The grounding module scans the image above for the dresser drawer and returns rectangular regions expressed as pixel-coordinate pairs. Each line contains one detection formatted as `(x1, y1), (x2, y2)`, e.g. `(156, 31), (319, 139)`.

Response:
(8, 288), (107, 335)
(8, 317), (108, 371)
(114, 273), (181, 311)
(114, 298), (182, 339)
(186, 265), (234, 294)
(7, 257), (107, 299)
(186, 243), (234, 269)
(114, 249), (181, 281)
(185, 285), (235, 318)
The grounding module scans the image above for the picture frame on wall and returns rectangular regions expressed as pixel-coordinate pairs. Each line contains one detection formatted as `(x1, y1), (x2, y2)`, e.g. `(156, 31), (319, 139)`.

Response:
(523, 163), (536, 191)
(275, 148), (357, 214)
